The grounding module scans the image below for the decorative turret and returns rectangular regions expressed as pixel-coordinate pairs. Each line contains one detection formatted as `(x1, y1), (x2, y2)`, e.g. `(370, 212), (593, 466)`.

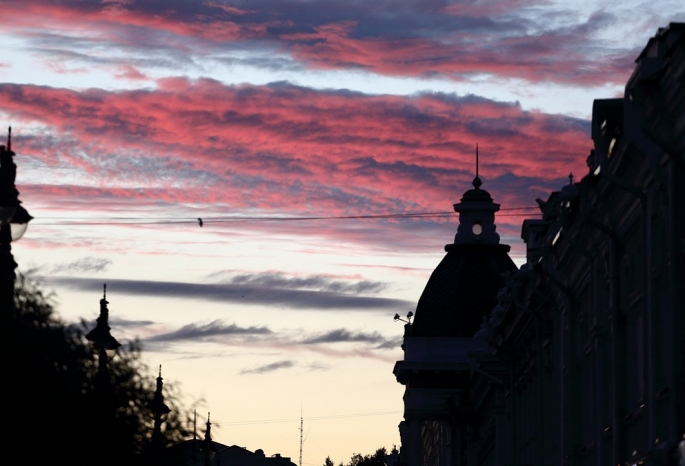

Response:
(451, 176), (501, 247)
(202, 412), (215, 466)
(204, 413), (212, 443)
(410, 148), (517, 337)
(86, 284), (122, 379)
(148, 365), (171, 450)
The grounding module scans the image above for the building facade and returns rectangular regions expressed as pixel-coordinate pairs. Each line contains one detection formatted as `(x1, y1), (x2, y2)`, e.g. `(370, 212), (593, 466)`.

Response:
(394, 23), (685, 466)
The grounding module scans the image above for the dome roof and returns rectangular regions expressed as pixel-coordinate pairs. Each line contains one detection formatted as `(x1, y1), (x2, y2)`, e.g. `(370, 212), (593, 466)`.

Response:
(410, 177), (518, 337)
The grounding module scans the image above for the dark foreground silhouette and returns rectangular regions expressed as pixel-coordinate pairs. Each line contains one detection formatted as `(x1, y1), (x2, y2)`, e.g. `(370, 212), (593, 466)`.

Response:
(1, 275), (189, 466)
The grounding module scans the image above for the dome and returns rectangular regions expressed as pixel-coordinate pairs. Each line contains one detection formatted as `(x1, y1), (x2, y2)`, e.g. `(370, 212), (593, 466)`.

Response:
(411, 177), (518, 337)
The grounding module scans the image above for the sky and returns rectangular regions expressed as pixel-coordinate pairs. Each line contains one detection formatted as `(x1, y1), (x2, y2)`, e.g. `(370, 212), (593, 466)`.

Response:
(2, 1), (684, 464)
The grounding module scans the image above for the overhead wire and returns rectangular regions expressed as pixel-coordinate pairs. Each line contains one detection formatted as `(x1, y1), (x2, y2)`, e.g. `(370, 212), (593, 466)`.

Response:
(30, 206), (541, 226)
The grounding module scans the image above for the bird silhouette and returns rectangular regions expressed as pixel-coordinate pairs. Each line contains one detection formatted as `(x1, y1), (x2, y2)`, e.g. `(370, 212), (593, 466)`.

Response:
(198, 218), (203, 227)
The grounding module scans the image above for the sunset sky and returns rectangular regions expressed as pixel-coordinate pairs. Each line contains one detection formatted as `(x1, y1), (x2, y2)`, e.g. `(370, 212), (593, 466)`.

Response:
(2, 1), (684, 464)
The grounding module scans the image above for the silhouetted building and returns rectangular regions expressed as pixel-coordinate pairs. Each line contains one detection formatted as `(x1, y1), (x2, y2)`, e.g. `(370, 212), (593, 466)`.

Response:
(394, 22), (685, 466)
(394, 167), (517, 466)
(164, 413), (296, 466)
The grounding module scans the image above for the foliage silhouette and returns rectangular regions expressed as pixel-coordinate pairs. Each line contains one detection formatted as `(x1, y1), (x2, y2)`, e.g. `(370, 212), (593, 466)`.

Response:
(324, 447), (387, 466)
(347, 448), (386, 466)
(2, 274), (190, 465)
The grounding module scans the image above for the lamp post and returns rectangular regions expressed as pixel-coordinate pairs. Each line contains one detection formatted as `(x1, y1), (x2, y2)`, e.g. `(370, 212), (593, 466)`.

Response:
(0, 127), (32, 312)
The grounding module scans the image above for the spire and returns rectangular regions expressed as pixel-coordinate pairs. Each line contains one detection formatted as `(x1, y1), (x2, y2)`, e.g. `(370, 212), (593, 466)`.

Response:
(148, 364), (171, 402)
(205, 412), (212, 442)
(148, 364), (171, 449)
(450, 145), (500, 246)
(473, 143), (482, 189)
(7, 126), (11, 152)
(193, 409), (197, 440)
(91, 283), (117, 347)
(202, 412), (215, 466)
(99, 283), (109, 321)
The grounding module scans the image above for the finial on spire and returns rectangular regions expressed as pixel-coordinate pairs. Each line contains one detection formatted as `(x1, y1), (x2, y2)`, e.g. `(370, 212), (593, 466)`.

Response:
(568, 173), (574, 185)
(7, 126), (11, 152)
(103, 283), (107, 299)
(473, 144), (482, 189)
(159, 364), (162, 378)
(205, 412), (212, 442)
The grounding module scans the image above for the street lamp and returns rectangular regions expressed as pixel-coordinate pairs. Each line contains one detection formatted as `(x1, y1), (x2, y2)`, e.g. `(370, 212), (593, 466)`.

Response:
(0, 127), (33, 311)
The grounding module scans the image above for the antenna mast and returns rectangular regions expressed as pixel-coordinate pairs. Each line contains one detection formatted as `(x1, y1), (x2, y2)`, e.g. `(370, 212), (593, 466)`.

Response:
(299, 406), (303, 466)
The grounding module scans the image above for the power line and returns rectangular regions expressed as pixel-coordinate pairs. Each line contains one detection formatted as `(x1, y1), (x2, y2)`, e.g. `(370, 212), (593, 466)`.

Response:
(29, 207), (540, 226)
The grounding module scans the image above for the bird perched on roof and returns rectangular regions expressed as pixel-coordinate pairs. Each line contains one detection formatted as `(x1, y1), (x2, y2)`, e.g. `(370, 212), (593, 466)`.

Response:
(198, 218), (203, 227)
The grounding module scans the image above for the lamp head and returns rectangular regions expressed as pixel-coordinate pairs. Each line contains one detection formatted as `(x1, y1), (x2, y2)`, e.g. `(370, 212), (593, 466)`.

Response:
(9, 204), (32, 241)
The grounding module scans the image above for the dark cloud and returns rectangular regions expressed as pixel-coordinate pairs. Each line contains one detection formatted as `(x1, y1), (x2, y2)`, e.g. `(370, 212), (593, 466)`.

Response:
(209, 271), (387, 295)
(109, 317), (155, 328)
(45, 277), (414, 312)
(148, 320), (271, 343)
(300, 328), (401, 350)
(1, 0), (659, 86)
(239, 360), (294, 375)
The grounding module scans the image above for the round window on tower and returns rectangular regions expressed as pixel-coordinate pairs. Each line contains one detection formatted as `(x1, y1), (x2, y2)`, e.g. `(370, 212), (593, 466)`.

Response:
(472, 222), (483, 236)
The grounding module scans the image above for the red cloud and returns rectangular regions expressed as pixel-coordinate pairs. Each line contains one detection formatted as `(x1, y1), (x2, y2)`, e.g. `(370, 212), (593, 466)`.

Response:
(2, 79), (591, 256)
(0, 1), (637, 87)
(284, 22), (633, 86)
(114, 65), (149, 81)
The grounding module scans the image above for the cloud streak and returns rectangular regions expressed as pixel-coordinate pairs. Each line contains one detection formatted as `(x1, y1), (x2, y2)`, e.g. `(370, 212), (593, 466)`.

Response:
(0, 0), (660, 87)
(148, 320), (272, 343)
(300, 328), (397, 349)
(207, 271), (387, 295)
(46, 256), (113, 274)
(240, 360), (295, 375)
(44, 276), (414, 312)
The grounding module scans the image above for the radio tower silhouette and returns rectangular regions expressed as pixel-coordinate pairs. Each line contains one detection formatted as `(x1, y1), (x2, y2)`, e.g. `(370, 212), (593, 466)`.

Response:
(299, 406), (303, 466)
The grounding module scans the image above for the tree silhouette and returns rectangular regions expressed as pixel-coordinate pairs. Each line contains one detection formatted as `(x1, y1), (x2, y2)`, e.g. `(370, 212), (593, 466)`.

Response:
(2, 274), (190, 465)
(337, 447), (386, 466)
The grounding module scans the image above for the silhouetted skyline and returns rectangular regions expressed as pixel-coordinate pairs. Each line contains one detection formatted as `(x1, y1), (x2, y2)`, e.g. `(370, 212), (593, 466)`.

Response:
(2, 1), (684, 463)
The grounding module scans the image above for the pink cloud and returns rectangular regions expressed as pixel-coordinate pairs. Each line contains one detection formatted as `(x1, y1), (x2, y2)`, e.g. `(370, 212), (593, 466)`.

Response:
(1, 80), (590, 205)
(0, 1), (638, 87)
(114, 65), (149, 81)
(2, 78), (594, 257)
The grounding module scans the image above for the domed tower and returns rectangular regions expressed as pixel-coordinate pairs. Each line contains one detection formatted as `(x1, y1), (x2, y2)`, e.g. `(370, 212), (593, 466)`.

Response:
(394, 170), (517, 466)
(411, 174), (517, 337)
